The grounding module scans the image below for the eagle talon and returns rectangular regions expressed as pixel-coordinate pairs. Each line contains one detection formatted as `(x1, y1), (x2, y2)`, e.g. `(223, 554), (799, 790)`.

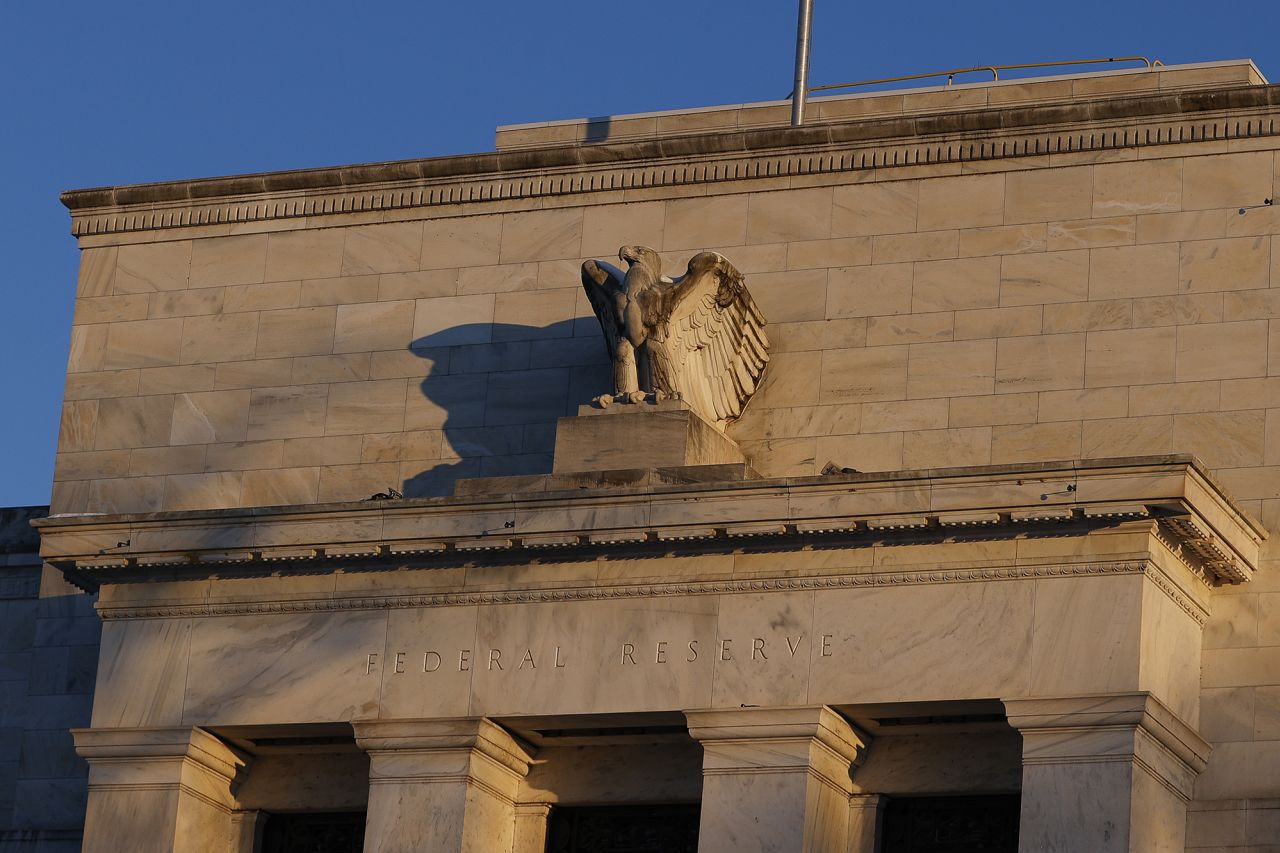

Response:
(626, 391), (647, 404)
(594, 394), (614, 408)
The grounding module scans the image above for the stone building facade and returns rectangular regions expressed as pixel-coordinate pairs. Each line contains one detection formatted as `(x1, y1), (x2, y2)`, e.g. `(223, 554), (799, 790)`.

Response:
(5, 58), (1280, 851)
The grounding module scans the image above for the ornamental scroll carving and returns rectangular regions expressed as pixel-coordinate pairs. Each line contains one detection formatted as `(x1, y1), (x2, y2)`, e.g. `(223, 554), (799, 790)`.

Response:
(580, 246), (770, 429)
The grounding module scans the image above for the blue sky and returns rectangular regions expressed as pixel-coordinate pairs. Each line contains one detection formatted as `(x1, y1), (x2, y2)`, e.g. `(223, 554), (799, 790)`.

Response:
(2, 0), (1278, 506)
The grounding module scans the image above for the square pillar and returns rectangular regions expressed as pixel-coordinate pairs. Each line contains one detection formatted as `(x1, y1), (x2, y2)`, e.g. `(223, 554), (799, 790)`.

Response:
(513, 802), (552, 853)
(353, 717), (536, 853)
(1005, 693), (1210, 853)
(72, 726), (251, 853)
(686, 705), (867, 853)
(847, 793), (885, 853)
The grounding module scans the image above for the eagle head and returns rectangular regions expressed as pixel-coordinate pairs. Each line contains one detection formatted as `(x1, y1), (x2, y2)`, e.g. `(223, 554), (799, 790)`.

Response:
(619, 245), (662, 274)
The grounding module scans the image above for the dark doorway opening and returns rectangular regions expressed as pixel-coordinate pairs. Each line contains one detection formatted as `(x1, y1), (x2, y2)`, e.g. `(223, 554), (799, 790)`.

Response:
(547, 803), (700, 853)
(261, 812), (366, 853)
(882, 794), (1020, 853)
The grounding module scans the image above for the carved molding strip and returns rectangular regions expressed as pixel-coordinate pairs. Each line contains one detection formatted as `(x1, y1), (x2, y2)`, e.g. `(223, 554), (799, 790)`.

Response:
(69, 112), (1280, 238)
(94, 559), (1191, 621)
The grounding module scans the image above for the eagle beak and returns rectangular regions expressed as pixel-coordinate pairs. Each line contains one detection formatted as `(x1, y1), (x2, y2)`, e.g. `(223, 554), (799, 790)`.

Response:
(618, 246), (635, 264)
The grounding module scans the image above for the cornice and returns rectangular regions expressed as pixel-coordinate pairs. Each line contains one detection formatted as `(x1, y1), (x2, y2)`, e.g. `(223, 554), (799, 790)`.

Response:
(60, 84), (1280, 239)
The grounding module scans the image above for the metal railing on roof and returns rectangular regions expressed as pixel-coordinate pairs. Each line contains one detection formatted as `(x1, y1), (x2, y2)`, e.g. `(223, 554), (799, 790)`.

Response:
(799, 56), (1164, 98)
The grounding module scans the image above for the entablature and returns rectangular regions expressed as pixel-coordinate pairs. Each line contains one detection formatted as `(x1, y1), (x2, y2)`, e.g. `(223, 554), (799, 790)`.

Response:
(37, 456), (1263, 608)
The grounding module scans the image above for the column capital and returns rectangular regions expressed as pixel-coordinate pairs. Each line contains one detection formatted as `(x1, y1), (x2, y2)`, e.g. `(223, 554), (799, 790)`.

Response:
(72, 726), (251, 810)
(685, 705), (867, 775)
(1004, 692), (1210, 798)
(352, 716), (536, 779)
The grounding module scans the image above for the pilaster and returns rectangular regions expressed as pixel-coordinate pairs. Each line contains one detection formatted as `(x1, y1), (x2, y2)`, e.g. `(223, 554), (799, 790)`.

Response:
(847, 793), (885, 853)
(352, 717), (536, 853)
(71, 726), (251, 853)
(1004, 692), (1211, 853)
(686, 705), (867, 853)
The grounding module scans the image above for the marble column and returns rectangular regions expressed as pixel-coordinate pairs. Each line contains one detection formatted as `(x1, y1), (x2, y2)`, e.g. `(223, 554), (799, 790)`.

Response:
(1004, 693), (1210, 853)
(513, 802), (552, 853)
(847, 793), (885, 853)
(686, 705), (867, 853)
(72, 726), (252, 853)
(353, 717), (536, 853)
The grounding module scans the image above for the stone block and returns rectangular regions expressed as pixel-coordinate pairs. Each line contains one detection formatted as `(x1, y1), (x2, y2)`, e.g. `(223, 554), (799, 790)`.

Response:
(264, 229), (344, 282)
(214, 358), (292, 390)
(551, 402), (744, 474)
(180, 312), (260, 364)
(1082, 415), (1174, 458)
(907, 339), (995, 398)
(379, 269), (457, 301)
(830, 181), (917, 237)
(74, 293), (150, 325)
(748, 270), (828, 323)
(827, 263), (912, 318)
(785, 236), (871, 270)
(866, 311), (953, 346)
(1132, 293), (1223, 327)
(1047, 216), (1136, 251)
(1175, 320), (1267, 382)
(129, 445), (206, 477)
(94, 395), (174, 450)
(821, 346), (907, 404)
(746, 187), (831, 243)
(58, 401), (97, 453)
(456, 262), (538, 296)
(1043, 299), (1132, 334)
(340, 221), (423, 275)
(114, 241), (191, 293)
(333, 300), (414, 354)
(813, 431), (902, 472)
(1005, 166), (1093, 224)
(918, 174), (1003, 231)
(300, 273), (380, 307)
(240, 467), (321, 507)
(162, 472), (242, 510)
(103, 318), (183, 370)
(1093, 159), (1182, 215)
(247, 385), (328, 441)
(149, 287), (225, 320)
(958, 223), (1046, 257)
(1090, 243), (1179, 300)
(421, 215), (503, 270)
(912, 257), (1000, 312)
(872, 230), (958, 263)
(995, 333), (1085, 393)
(66, 325), (107, 373)
(411, 293), (495, 345)
(1000, 250), (1089, 306)
(291, 353), (370, 385)
(189, 234), (267, 287)
(954, 305), (1042, 340)
(1183, 151), (1274, 211)
(1085, 326), (1175, 387)
(77, 246), (117, 297)
(949, 393), (1038, 427)
(1172, 410), (1265, 467)
(492, 289), (578, 338)
(990, 421), (1082, 463)
(663, 195), (748, 250)
(169, 390), (249, 445)
(255, 306), (336, 359)
(901, 426), (991, 468)
(500, 208), (583, 263)
(1180, 236), (1271, 293)
(222, 280), (300, 312)
(324, 379), (407, 436)
(581, 202), (665, 258)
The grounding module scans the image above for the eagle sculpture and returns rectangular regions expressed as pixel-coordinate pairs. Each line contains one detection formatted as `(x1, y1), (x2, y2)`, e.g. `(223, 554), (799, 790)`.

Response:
(580, 246), (770, 430)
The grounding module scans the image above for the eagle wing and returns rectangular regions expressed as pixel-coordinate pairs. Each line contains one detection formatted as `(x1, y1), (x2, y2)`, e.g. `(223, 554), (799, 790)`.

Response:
(658, 253), (770, 428)
(581, 259), (626, 361)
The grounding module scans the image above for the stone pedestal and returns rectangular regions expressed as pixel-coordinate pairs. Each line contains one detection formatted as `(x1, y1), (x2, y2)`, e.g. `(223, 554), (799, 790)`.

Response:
(353, 717), (535, 853)
(686, 706), (867, 853)
(552, 401), (744, 474)
(72, 726), (251, 853)
(1005, 693), (1210, 853)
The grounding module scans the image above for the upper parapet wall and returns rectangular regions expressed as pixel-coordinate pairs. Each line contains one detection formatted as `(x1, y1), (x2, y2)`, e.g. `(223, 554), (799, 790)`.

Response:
(60, 60), (1277, 242)
(496, 61), (1268, 150)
